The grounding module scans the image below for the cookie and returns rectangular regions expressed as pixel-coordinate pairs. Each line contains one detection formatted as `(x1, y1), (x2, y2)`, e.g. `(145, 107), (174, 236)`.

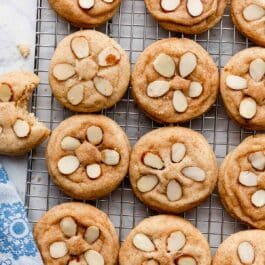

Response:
(49, 30), (130, 113)
(46, 114), (130, 200)
(213, 230), (265, 265)
(34, 202), (119, 265)
(231, 0), (265, 47)
(220, 47), (265, 130)
(48, 0), (120, 28)
(129, 127), (218, 214)
(132, 38), (219, 124)
(218, 134), (265, 229)
(0, 71), (50, 156)
(119, 215), (211, 265)
(144, 0), (227, 34)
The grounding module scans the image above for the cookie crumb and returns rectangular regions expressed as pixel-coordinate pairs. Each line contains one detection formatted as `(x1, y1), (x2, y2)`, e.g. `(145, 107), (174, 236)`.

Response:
(17, 43), (30, 58)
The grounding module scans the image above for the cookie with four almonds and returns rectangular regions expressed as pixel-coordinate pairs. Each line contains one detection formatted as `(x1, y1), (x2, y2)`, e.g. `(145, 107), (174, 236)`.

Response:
(48, 0), (121, 28)
(231, 0), (265, 47)
(0, 71), (50, 156)
(132, 38), (219, 124)
(219, 134), (265, 229)
(119, 215), (211, 265)
(129, 127), (218, 213)
(34, 202), (119, 265)
(213, 230), (265, 265)
(49, 30), (130, 113)
(220, 47), (265, 130)
(145, 0), (227, 34)
(46, 114), (130, 200)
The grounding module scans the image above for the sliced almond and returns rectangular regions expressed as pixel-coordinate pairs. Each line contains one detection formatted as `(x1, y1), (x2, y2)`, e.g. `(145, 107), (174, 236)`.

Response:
(0, 83), (12, 102)
(182, 166), (205, 182)
(71, 37), (90, 59)
(86, 164), (101, 179)
(133, 233), (155, 252)
(225, 75), (247, 90)
(103, 0), (114, 3)
(243, 4), (265, 21)
(161, 0), (180, 12)
(147, 80), (170, 98)
(179, 52), (197, 78)
(177, 257), (197, 265)
(58, 155), (80, 175)
(13, 119), (30, 138)
(239, 97), (257, 119)
(85, 226), (100, 244)
(101, 149), (120, 166)
(49, 241), (68, 259)
(86, 126), (103, 145)
(153, 53), (175, 78)
(249, 58), (265, 82)
(61, 136), (81, 151)
(60, 217), (77, 237)
(172, 90), (188, 113)
(188, 82), (203, 98)
(187, 0), (203, 16)
(98, 47), (121, 66)
(79, 0), (95, 9)
(53, 64), (75, 81)
(171, 143), (186, 163)
(67, 84), (84, 105)
(248, 152), (265, 171)
(167, 180), (182, 201)
(251, 190), (265, 207)
(84, 250), (104, 265)
(167, 231), (186, 252)
(239, 171), (258, 187)
(143, 152), (164, 169)
(137, 175), (159, 192)
(238, 241), (255, 264)
(93, 76), (113, 97)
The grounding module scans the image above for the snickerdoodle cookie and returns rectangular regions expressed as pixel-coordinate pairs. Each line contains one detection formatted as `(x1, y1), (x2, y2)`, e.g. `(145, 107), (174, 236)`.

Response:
(132, 38), (219, 124)
(231, 0), (265, 47)
(219, 134), (265, 229)
(46, 114), (130, 200)
(144, 0), (227, 34)
(129, 127), (218, 213)
(119, 215), (211, 265)
(48, 0), (121, 28)
(34, 202), (119, 265)
(49, 30), (130, 113)
(220, 47), (265, 130)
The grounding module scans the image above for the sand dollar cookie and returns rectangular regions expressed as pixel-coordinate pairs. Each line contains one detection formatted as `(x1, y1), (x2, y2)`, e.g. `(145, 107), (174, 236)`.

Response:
(144, 0), (226, 34)
(48, 0), (120, 28)
(34, 202), (119, 265)
(129, 127), (218, 213)
(231, 0), (265, 47)
(119, 215), (211, 265)
(46, 114), (130, 200)
(49, 30), (130, 113)
(220, 47), (265, 130)
(213, 230), (265, 265)
(132, 38), (219, 124)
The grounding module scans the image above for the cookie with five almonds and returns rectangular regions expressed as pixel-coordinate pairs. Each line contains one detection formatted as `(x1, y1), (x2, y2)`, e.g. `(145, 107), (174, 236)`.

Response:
(129, 127), (218, 214)
(34, 202), (119, 265)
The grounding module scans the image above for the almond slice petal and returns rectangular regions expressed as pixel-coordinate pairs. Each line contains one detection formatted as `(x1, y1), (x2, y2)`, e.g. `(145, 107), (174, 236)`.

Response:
(61, 136), (81, 151)
(179, 52), (197, 78)
(84, 250), (104, 265)
(167, 231), (186, 252)
(13, 119), (30, 138)
(147, 80), (170, 98)
(94, 76), (113, 97)
(251, 189), (265, 207)
(0, 83), (13, 102)
(133, 233), (155, 252)
(71, 36), (90, 59)
(85, 226), (100, 244)
(67, 84), (84, 105)
(172, 90), (188, 113)
(167, 180), (182, 201)
(225, 75), (247, 90)
(187, 0), (203, 16)
(161, 0), (180, 12)
(86, 164), (101, 179)
(249, 58), (265, 82)
(239, 171), (258, 187)
(171, 143), (186, 163)
(143, 152), (164, 169)
(182, 166), (205, 182)
(239, 97), (257, 119)
(248, 152), (265, 171)
(153, 53), (175, 78)
(238, 242), (255, 264)
(53, 64), (76, 81)
(79, 0), (95, 9)
(50, 241), (68, 259)
(177, 257), (197, 265)
(60, 217), (77, 237)
(103, 0), (114, 3)
(101, 149), (120, 165)
(188, 82), (203, 98)
(98, 47), (121, 66)
(86, 126), (103, 145)
(58, 155), (80, 175)
(243, 4), (265, 21)
(137, 175), (159, 192)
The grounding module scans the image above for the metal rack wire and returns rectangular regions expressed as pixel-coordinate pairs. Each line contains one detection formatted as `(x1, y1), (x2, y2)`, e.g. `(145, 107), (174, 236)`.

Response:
(25, 0), (254, 254)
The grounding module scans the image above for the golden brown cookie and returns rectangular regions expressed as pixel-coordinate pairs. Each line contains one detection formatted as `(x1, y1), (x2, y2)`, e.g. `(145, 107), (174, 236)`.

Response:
(132, 38), (219, 124)
(219, 134), (265, 229)
(144, 0), (227, 34)
(34, 202), (119, 265)
(119, 215), (211, 265)
(220, 47), (265, 130)
(49, 30), (130, 113)
(129, 127), (218, 214)
(213, 230), (265, 265)
(48, 0), (120, 28)
(231, 0), (265, 47)
(46, 114), (130, 200)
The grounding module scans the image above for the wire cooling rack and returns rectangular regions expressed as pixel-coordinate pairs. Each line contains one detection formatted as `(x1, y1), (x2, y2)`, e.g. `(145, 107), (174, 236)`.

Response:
(25, 0), (255, 255)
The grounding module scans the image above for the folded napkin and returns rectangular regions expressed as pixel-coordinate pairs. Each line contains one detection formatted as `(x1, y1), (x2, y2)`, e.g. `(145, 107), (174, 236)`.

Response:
(0, 165), (43, 265)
